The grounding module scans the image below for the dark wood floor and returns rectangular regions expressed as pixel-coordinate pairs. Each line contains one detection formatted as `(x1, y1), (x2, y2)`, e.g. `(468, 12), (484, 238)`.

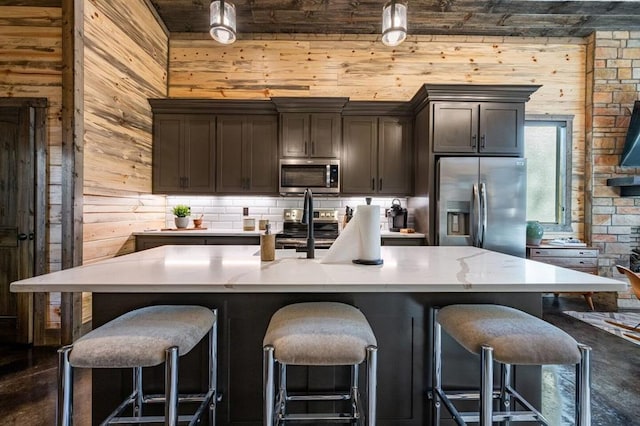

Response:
(1, 295), (638, 425)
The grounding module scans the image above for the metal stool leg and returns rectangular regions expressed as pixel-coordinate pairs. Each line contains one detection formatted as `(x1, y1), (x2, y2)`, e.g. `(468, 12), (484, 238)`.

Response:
(480, 345), (494, 426)
(209, 310), (218, 426)
(165, 346), (179, 426)
(351, 364), (359, 422)
(500, 363), (512, 425)
(431, 308), (443, 426)
(57, 345), (73, 426)
(366, 345), (377, 426)
(263, 346), (275, 426)
(133, 367), (143, 418)
(576, 344), (592, 426)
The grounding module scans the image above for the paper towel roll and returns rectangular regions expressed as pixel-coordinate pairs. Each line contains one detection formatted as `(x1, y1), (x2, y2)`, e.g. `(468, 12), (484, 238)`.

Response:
(319, 216), (360, 263)
(356, 204), (381, 262)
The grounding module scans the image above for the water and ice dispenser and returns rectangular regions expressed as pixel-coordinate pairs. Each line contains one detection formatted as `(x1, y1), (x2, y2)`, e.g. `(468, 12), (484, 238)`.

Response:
(445, 201), (470, 236)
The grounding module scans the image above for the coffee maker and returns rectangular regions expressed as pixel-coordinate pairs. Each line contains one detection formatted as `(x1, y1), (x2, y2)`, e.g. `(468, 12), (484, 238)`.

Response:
(386, 199), (407, 232)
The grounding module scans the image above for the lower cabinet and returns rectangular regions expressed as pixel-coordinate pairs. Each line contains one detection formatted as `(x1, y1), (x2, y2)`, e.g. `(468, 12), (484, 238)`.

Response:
(381, 236), (425, 246)
(135, 235), (260, 251)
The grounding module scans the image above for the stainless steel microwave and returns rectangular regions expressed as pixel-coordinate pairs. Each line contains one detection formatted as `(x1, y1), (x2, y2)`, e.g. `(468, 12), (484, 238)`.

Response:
(279, 159), (340, 195)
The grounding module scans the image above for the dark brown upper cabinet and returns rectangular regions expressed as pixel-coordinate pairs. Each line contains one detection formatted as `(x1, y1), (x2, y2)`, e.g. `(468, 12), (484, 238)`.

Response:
(216, 115), (278, 194)
(280, 112), (341, 158)
(432, 102), (524, 155)
(272, 97), (348, 159)
(342, 116), (412, 195)
(152, 114), (216, 194)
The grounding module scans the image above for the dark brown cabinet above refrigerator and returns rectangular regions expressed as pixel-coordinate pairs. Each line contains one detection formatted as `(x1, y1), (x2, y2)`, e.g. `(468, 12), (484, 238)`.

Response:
(432, 101), (524, 155)
(272, 97), (348, 159)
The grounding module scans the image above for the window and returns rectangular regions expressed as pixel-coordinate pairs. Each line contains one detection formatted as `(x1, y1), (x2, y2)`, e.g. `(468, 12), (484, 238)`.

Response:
(524, 115), (573, 232)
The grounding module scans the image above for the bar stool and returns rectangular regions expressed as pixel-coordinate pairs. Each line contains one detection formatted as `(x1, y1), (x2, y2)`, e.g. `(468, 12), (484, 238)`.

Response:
(431, 304), (591, 426)
(263, 302), (378, 426)
(57, 305), (218, 426)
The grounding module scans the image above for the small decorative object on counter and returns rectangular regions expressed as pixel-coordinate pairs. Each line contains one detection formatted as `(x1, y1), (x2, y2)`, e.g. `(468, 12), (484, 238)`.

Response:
(172, 204), (191, 229)
(259, 219), (269, 231)
(526, 220), (544, 245)
(242, 207), (255, 231)
(193, 214), (204, 228)
(343, 206), (354, 230)
(386, 198), (408, 232)
(261, 223), (275, 261)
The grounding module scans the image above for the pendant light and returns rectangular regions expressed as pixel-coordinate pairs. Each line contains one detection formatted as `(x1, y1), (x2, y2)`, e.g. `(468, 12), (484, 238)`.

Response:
(210, 0), (237, 45)
(381, 1), (407, 47)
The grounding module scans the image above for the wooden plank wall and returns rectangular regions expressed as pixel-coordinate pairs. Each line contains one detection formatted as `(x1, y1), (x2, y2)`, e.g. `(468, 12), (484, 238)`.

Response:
(82, 0), (168, 264)
(0, 6), (63, 272)
(169, 34), (587, 238)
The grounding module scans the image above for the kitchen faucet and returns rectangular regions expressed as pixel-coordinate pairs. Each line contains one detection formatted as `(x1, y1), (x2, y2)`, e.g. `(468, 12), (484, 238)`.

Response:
(302, 188), (315, 259)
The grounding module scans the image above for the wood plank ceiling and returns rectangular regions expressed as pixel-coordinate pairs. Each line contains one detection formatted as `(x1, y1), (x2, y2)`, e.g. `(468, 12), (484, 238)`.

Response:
(149, 0), (640, 38)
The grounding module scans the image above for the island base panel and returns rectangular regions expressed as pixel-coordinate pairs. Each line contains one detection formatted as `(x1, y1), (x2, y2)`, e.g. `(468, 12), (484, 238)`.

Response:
(92, 292), (542, 426)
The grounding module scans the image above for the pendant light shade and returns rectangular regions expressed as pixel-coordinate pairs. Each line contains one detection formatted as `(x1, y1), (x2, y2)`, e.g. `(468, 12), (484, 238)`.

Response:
(382, 1), (407, 47)
(210, 0), (236, 45)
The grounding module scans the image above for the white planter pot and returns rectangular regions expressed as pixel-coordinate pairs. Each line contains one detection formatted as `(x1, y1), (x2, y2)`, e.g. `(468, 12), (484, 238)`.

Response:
(175, 216), (189, 228)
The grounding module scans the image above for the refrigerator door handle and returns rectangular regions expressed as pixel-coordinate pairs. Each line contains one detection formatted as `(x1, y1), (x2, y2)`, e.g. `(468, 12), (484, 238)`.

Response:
(479, 182), (488, 248)
(472, 183), (481, 247)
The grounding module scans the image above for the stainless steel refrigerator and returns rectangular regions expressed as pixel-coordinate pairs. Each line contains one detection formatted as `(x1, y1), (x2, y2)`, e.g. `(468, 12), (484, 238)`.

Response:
(436, 157), (527, 257)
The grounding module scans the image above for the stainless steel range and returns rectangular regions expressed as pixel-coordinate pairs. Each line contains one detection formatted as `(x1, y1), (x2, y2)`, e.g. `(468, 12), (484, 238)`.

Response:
(276, 208), (339, 250)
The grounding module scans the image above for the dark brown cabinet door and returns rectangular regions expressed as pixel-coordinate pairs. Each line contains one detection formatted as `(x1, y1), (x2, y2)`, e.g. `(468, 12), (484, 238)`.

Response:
(342, 116), (412, 195)
(432, 102), (478, 153)
(479, 102), (524, 154)
(245, 116), (278, 193)
(153, 114), (215, 193)
(280, 113), (308, 157)
(281, 113), (341, 158)
(378, 117), (412, 195)
(217, 115), (278, 194)
(153, 115), (183, 192)
(342, 116), (377, 194)
(310, 113), (341, 158)
(216, 116), (245, 193)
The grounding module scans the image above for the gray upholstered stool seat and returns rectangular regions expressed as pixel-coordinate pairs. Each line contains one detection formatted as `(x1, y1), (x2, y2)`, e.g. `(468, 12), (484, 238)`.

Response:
(437, 304), (581, 365)
(263, 302), (378, 426)
(58, 305), (219, 426)
(70, 305), (215, 368)
(431, 304), (591, 426)
(263, 301), (377, 365)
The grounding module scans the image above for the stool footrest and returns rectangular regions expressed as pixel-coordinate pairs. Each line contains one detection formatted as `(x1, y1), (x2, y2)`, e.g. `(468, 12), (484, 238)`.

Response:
(281, 412), (359, 421)
(107, 414), (197, 424)
(459, 411), (546, 423)
(286, 392), (352, 402)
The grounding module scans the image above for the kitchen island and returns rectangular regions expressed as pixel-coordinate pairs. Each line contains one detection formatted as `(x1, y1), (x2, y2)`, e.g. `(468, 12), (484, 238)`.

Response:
(11, 246), (625, 425)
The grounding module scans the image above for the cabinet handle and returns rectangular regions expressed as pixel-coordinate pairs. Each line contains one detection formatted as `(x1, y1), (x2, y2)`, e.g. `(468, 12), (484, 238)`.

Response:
(304, 142), (308, 155)
(379, 178), (382, 191)
(18, 233), (28, 241)
(180, 177), (185, 188)
(480, 134), (486, 149)
(184, 177), (189, 188)
(371, 178), (375, 191)
(246, 178), (250, 190)
(472, 134), (477, 148)
(311, 141), (315, 155)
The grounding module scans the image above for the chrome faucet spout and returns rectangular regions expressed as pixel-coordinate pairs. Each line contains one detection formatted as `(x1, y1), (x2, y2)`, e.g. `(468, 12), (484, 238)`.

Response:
(302, 188), (315, 259)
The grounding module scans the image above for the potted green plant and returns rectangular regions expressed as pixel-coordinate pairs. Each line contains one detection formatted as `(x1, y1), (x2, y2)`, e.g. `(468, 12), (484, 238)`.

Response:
(172, 204), (191, 228)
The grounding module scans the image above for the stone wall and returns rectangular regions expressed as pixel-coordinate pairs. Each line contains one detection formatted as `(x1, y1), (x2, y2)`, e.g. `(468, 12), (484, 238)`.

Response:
(586, 31), (640, 307)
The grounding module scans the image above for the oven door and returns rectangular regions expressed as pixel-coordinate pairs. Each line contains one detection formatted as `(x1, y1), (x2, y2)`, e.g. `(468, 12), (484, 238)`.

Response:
(279, 159), (339, 194)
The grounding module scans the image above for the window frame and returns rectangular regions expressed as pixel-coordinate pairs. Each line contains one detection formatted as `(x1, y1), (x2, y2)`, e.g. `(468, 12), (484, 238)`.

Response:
(524, 114), (573, 232)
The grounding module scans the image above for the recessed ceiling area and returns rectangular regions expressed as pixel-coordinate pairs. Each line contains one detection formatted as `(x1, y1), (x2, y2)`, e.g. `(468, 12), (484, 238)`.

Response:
(149, 0), (640, 38)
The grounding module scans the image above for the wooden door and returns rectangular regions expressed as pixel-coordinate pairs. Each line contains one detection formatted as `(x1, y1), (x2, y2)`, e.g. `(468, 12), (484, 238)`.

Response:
(378, 117), (412, 195)
(432, 102), (478, 153)
(342, 116), (377, 194)
(152, 114), (183, 192)
(479, 102), (524, 155)
(0, 106), (34, 344)
(184, 116), (216, 193)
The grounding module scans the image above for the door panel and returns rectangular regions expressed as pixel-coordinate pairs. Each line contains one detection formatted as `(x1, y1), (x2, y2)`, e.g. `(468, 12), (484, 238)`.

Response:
(152, 115), (183, 192)
(246, 116), (278, 193)
(217, 116), (244, 193)
(0, 106), (34, 343)
(342, 117), (377, 194)
(432, 103), (478, 153)
(185, 117), (216, 192)
(378, 117), (411, 195)
(479, 103), (523, 154)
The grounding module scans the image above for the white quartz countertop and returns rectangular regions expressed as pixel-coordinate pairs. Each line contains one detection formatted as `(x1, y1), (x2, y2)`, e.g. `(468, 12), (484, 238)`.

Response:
(11, 245), (624, 293)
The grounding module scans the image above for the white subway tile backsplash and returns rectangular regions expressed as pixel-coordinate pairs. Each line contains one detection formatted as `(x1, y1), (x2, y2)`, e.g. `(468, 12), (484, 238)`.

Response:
(164, 196), (409, 229)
